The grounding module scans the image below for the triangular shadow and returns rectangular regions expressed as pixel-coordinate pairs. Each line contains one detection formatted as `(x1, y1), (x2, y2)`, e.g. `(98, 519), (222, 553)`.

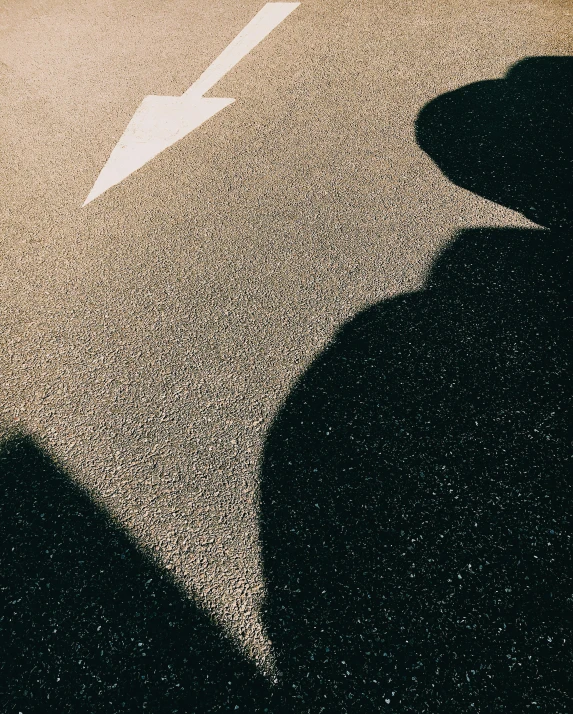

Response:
(0, 432), (269, 712)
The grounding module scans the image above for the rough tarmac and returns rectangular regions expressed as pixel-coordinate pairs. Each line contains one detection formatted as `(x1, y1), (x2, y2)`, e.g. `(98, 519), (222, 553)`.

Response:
(0, 0), (571, 711)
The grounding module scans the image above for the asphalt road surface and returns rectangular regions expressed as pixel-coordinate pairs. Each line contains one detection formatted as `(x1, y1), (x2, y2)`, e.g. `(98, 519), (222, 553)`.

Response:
(1, 0), (571, 711)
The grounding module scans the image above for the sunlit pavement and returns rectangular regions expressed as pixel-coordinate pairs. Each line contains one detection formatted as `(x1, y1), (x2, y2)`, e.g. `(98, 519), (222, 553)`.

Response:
(1, 1), (571, 711)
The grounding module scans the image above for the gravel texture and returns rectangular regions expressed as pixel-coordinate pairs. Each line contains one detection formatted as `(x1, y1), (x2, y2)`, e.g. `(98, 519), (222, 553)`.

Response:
(0, 1), (571, 711)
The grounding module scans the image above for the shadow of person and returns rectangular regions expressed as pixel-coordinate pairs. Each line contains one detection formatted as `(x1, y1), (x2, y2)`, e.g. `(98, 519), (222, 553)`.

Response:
(260, 57), (572, 712)
(0, 431), (269, 712)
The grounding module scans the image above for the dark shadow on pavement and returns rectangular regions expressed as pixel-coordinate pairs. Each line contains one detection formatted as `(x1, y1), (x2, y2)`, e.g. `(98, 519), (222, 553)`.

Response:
(260, 57), (572, 712)
(0, 432), (269, 713)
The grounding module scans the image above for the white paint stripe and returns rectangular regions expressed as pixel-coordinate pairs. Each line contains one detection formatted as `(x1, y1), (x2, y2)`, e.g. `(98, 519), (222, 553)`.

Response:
(83, 2), (300, 205)
(183, 2), (299, 98)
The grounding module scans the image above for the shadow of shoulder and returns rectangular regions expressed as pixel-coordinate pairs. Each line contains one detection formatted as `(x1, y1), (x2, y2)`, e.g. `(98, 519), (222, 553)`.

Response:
(260, 225), (571, 711)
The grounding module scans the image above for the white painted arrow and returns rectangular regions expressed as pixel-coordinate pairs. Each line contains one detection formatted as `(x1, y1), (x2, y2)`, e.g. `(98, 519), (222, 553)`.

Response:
(83, 2), (299, 206)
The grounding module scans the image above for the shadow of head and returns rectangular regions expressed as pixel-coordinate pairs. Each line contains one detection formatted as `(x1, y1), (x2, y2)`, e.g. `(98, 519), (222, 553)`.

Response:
(416, 56), (573, 229)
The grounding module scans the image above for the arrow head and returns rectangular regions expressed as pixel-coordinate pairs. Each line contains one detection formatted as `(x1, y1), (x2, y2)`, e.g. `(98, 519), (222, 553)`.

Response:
(83, 94), (235, 206)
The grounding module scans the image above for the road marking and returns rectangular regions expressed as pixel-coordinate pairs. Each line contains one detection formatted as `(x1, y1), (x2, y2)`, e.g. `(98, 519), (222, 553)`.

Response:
(83, 2), (300, 206)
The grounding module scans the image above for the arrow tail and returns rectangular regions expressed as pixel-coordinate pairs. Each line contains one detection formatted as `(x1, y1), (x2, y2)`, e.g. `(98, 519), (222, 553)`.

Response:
(183, 2), (299, 98)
